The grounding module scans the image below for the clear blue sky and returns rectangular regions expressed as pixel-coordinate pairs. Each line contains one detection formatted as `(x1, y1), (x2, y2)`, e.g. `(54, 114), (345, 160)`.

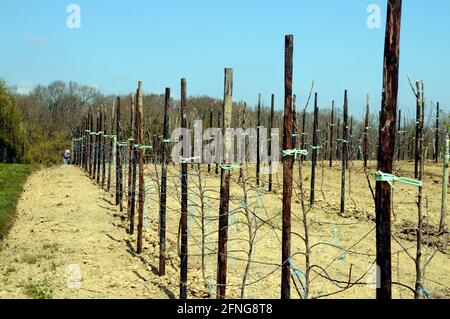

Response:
(1, 0), (449, 119)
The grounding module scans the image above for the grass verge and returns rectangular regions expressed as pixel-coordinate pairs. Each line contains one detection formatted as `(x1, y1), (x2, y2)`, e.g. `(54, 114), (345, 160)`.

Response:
(0, 164), (38, 240)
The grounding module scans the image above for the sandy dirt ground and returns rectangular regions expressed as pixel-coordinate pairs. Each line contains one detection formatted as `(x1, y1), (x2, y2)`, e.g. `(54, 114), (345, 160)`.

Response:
(0, 161), (449, 299)
(0, 165), (199, 299)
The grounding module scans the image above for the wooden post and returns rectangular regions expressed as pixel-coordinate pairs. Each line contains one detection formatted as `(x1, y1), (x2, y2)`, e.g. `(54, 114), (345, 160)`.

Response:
(89, 111), (94, 177)
(159, 88), (170, 276)
(364, 95), (370, 170)
(439, 138), (449, 233)
(414, 97), (421, 177)
(336, 118), (341, 160)
(340, 91), (348, 214)
(310, 93), (319, 206)
(215, 111), (221, 175)
(180, 78), (189, 299)
(115, 98), (122, 205)
(97, 106), (103, 184)
(329, 101), (335, 167)
(85, 112), (90, 172)
(127, 94), (136, 221)
(93, 112), (99, 180)
(397, 109), (402, 161)
(348, 116), (353, 169)
(130, 91), (139, 235)
(301, 109), (307, 158)
(101, 108), (107, 188)
(217, 68), (233, 299)
(375, 0), (402, 300)
(281, 34), (293, 299)
(415, 81), (425, 299)
(256, 93), (261, 187)
(435, 103), (440, 163)
(269, 94), (275, 192)
(136, 81), (145, 254)
(293, 94), (298, 149)
(107, 102), (115, 192)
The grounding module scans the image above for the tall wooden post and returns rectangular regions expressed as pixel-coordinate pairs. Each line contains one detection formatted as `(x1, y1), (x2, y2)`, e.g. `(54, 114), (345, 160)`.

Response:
(127, 94), (136, 221)
(180, 79), (189, 299)
(435, 103), (440, 163)
(136, 81), (145, 254)
(364, 95), (370, 170)
(256, 93), (262, 187)
(301, 109), (307, 157)
(397, 109), (402, 161)
(269, 94), (275, 192)
(329, 101), (335, 167)
(439, 138), (449, 233)
(375, 0), (402, 300)
(93, 112), (99, 180)
(107, 102), (115, 192)
(215, 111), (221, 175)
(102, 108), (107, 188)
(159, 88), (170, 276)
(414, 81), (425, 299)
(115, 97), (122, 205)
(217, 68), (233, 299)
(293, 95), (298, 149)
(281, 34), (293, 299)
(97, 106), (103, 184)
(130, 91), (139, 235)
(336, 118), (341, 160)
(86, 111), (92, 173)
(340, 91), (348, 214)
(310, 93), (319, 206)
(89, 111), (94, 177)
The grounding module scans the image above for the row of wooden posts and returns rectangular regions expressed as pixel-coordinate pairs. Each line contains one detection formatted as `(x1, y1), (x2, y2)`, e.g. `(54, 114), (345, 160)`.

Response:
(71, 0), (447, 300)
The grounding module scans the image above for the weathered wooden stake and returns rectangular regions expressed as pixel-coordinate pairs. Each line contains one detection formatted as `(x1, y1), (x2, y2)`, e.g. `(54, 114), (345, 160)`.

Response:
(375, 0), (402, 300)
(215, 111), (221, 175)
(101, 108), (107, 188)
(435, 103), (440, 163)
(439, 138), (449, 233)
(256, 93), (261, 187)
(364, 95), (370, 170)
(414, 81), (424, 299)
(136, 81), (145, 254)
(97, 106), (103, 184)
(93, 111), (99, 180)
(329, 101), (335, 167)
(130, 91), (139, 235)
(217, 68), (233, 299)
(180, 78), (189, 299)
(107, 102), (115, 192)
(115, 97), (122, 205)
(269, 94), (275, 192)
(281, 34), (293, 299)
(159, 88), (170, 276)
(127, 94), (136, 222)
(340, 91), (348, 214)
(310, 93), (319, 206)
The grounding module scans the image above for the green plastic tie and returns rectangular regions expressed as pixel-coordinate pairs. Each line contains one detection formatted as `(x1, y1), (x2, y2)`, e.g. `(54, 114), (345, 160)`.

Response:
(220, 163), (242, 171)
(374, 171), (423, 189)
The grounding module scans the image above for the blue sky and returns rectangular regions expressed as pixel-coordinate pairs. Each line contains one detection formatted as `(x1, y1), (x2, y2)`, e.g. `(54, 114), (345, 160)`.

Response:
(0, 0), (449, 118)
